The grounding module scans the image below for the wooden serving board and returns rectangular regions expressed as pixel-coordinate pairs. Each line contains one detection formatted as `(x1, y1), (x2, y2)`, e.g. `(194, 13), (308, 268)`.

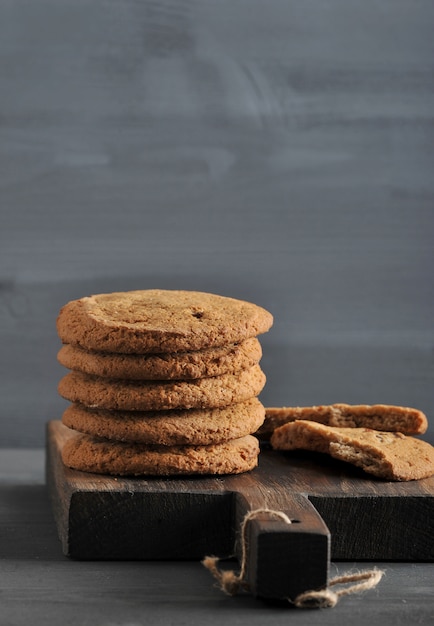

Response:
(46, 421), (434, 600)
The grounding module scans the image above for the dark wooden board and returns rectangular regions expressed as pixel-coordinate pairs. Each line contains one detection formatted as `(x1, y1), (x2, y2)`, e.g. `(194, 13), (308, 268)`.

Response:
(47, 421), (434, 598)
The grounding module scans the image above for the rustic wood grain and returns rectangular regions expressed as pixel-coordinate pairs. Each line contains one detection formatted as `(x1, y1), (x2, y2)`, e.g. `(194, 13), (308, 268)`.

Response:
(47, 421), (331, 599)
(47, 419), (434, 594)
(3, 448), (434, 625)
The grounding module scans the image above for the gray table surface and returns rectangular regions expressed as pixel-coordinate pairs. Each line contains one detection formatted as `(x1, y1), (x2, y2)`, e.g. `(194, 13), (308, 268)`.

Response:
(1, 448), (433, 626)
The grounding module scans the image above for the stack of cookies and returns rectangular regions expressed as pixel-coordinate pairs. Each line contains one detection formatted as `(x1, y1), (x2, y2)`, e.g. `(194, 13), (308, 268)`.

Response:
(56, 289), (273, 476)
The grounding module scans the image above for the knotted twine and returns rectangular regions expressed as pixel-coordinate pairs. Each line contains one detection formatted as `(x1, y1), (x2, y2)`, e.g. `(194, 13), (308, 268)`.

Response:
(202, 508), (385, 609)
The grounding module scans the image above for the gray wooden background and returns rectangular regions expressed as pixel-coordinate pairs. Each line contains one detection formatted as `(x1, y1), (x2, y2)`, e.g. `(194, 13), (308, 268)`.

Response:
(1, 0), (433, 447)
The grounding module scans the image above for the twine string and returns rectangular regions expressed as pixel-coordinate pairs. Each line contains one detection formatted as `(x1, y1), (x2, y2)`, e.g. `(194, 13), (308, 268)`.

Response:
(293, 569), (385, 608)
(203, 508), (292, 596)
(202, 508), (384, 609)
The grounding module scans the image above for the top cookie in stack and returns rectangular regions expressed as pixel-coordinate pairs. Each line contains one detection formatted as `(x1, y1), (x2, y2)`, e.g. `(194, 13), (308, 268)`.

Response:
(56, 289), (273, 477)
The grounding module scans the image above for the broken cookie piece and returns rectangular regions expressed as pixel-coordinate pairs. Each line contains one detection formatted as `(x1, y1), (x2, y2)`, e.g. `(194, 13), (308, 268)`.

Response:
(258, 403), (428, 439)
(270, 420), (434, 481)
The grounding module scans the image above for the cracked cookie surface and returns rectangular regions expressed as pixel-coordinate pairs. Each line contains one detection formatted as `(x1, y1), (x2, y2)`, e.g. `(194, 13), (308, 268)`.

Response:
(57, 290), (273, 354)
(61, 430), (260, 476)
(271, 420), (434, 481)
(258, 403), (428, 438)
(57, 337), (262, 380)
(62, 397), (265, 445)
(58, 364), (266, 411)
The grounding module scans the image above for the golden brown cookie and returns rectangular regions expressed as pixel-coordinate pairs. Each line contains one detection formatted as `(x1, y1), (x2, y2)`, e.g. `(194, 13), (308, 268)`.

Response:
(57, 337), (262, 380)
(58, 364), (266, 411)
(271, 420), (434, 481)
(62, 398), (265, 445)
(61, 430), (260, 476)
(56, 290), (273, 354)
(257, 403), (428, 438)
